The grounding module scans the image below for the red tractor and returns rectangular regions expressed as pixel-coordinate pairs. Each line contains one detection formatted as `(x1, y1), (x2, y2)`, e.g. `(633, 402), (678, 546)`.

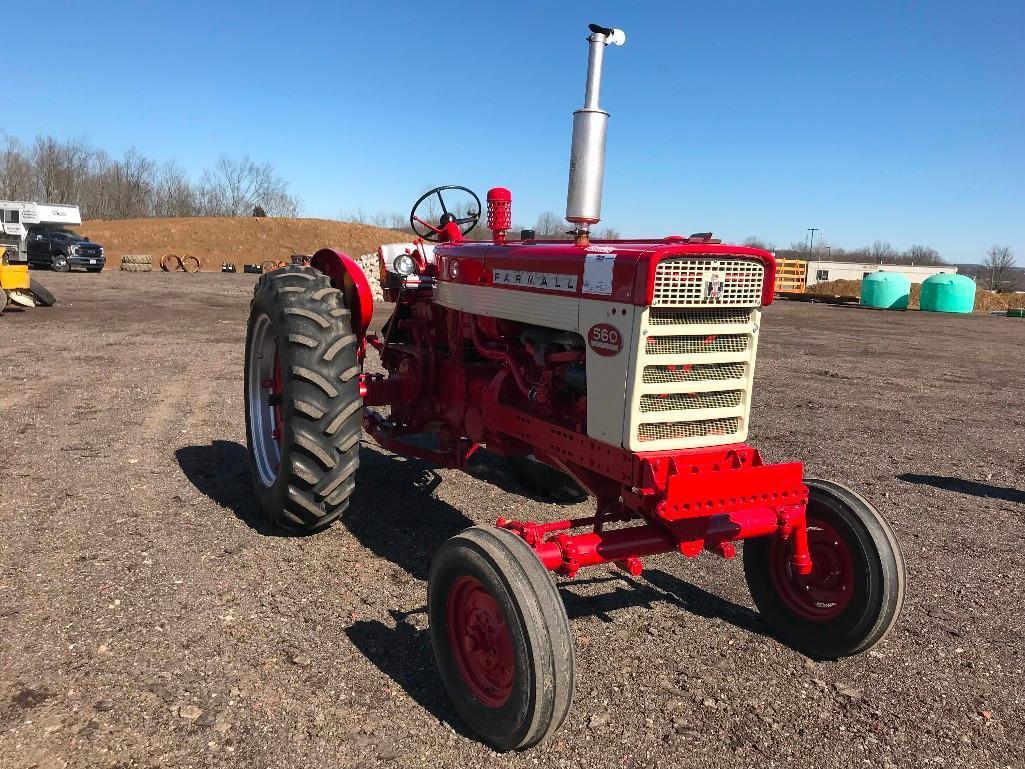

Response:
(243, 24), (905, 751)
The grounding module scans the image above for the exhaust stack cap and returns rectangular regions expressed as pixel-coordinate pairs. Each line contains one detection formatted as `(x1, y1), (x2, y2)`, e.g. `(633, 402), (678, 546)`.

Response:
(565, 23), (626, 231)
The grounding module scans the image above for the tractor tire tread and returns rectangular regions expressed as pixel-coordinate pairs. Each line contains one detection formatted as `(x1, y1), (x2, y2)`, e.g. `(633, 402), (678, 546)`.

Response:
(244, 265), (361, 532)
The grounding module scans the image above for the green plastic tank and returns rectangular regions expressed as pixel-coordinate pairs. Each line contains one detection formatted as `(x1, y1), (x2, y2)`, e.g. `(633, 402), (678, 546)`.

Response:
(919, 273), (976, 314)
(860, 271), (910, 310)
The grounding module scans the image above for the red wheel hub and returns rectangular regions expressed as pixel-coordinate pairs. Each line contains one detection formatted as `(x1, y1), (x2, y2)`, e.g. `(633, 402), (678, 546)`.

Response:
(260, 352), (285, 472)
(446, 576), (515, 707)
(769, 517), (855, 621)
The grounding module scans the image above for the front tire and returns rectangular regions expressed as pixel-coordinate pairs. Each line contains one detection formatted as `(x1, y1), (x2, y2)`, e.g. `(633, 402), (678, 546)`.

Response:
(51, 254), (70, 272)
(428, 527), (574, 751)
(244, 266), (362, 532)
(744, 479), (906, 659)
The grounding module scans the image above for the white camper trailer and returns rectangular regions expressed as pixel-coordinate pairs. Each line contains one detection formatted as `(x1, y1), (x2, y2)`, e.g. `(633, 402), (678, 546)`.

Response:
(0, 200), (83, 263)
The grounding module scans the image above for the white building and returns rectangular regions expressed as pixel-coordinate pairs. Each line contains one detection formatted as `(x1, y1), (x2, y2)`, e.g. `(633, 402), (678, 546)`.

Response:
(805, 261), (957, 287)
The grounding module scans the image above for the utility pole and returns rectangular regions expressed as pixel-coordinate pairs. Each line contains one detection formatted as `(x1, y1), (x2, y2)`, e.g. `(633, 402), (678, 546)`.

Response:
(826, 245), (831, 260)
(807, 228), (819, 259)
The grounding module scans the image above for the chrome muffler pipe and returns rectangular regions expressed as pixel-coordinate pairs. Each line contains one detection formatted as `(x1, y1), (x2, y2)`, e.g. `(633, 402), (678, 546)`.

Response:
(565, 23), (626, 232)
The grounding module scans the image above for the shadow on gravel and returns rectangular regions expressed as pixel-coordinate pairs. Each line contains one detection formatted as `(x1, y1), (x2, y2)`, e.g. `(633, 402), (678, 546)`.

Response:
(642, 569), (768, 636)
(898, 473), (1025, 504)
(175, 440), (294, 536)
(344, 444), (474, 581)
(176, 441), (475, 559)
(344, 617), (474, 739)
(557, 571), (768, 637)
(462, 451), (586, 506)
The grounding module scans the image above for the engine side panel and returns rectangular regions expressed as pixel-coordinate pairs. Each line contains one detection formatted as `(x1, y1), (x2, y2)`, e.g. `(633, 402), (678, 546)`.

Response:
(434, 281), (580, 330)
(579, 299), (638, 446)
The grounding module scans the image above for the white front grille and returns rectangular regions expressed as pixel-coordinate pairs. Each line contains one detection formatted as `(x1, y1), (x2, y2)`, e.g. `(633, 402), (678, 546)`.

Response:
(638, 418), (742, 443)
(642, 362), (746, 384)
(624, 298), (761, 451)
(639, 390), (743, 413)
(645, 334), (749, 356)
(648, 307), (752, 325)
(652, 258), (764, 307)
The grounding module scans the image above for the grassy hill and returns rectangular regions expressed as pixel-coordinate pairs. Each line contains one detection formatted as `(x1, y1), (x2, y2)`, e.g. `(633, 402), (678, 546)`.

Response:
(79, 217), (409, 270)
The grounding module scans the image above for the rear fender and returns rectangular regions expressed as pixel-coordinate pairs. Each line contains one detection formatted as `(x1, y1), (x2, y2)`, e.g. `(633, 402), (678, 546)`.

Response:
(310, 248), (374, 338)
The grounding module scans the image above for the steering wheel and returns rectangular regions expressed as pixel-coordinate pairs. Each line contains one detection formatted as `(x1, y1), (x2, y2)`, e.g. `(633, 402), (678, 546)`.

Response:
(409, 185), (481, 242)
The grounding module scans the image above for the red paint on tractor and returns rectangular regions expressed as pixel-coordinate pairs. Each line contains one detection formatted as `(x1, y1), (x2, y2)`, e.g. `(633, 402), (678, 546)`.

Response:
(446, 575), (516, 707)
(309, 248), (374, 338)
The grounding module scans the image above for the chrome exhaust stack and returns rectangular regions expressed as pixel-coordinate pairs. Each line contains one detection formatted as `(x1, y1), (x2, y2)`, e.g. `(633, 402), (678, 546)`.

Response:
(565, 23), (626, 244)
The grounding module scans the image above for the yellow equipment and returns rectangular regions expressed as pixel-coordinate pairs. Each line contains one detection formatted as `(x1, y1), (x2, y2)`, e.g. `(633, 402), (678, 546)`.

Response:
(773, 258), (808, 295)
(1, 246), (43, 314)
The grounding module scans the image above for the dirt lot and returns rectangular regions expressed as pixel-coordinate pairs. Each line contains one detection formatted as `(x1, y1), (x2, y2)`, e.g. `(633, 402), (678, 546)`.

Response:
(1, 271), (1023, 769)
(78, 217), (408, 271)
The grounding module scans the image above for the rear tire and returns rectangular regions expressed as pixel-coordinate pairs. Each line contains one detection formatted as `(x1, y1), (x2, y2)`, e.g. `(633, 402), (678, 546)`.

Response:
(28, 279), (56, 307)
(428, 526), (574, 751)
(743, 479), (905, 659)
(244, 266), (362, 532)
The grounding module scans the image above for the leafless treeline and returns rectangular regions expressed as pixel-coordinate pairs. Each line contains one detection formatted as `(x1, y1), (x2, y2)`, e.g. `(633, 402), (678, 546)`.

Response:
(743, 237), (948, 266)
(344, 207), (620, 241)
(0, 134), (302, 219)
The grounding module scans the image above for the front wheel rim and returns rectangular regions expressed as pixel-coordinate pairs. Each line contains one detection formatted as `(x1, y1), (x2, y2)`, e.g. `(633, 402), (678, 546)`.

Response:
(446, 576), (515, 707)
(248, 313), (283, 487)
(769, 517), (855, 621)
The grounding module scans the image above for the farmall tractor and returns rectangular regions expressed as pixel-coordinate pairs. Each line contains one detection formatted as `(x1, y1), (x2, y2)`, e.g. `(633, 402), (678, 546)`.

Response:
(243, 24), (905, 751)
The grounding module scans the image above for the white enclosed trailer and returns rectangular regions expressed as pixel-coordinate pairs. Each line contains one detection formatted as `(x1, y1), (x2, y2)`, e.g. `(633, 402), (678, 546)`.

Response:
(805, 260), (957, 287)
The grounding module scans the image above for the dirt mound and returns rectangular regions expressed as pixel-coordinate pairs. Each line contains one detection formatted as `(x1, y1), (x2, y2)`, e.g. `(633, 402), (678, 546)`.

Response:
(806, 277), (1024, 313)
(79, 217), (408, 272)
(806, 279), (862, 298)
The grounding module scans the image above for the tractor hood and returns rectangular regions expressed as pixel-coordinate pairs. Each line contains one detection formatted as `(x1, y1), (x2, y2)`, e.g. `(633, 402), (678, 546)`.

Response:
(434, 239), (776, 307)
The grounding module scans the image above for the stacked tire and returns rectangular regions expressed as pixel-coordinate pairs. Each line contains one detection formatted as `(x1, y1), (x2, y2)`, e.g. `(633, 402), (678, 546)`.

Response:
(120, 255), (154, 272)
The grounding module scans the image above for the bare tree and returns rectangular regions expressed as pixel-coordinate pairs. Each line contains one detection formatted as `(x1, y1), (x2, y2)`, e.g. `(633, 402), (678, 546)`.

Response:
(0, 135), (34, 200)
(534, 211), (566, 239)
(983, 246), (1015, 291)
(31, 136), (92, 204)
(153, 161), (199, 217)
(902, 244), (944, 265)
(107, 148), (156, 219)
(742, 236), (774, 251)
(199, 155), (301, 217)
(595, 226), (621, 240)
(868, 240), (897, 263)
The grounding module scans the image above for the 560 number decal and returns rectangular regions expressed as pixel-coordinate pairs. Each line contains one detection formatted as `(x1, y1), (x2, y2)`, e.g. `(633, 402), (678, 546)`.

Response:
(588, 323), (623, 357)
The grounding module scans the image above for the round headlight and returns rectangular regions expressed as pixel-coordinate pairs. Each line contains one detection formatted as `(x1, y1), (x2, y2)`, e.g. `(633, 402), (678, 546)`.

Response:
(393, 253), (415, 276)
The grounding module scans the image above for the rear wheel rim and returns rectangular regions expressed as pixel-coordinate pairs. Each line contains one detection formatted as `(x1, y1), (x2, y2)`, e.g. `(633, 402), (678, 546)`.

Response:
(446, 575), (515, 707)
(769, 517), (855, 621)
(248, 313), (283, 487)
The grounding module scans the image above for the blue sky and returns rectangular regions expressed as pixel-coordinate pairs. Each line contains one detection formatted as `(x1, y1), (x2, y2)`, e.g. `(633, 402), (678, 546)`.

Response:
(6, 1), (1024, 263)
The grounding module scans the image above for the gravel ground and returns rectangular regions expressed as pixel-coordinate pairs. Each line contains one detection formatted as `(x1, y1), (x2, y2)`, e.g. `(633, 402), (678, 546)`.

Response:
(1, 271), (1022, 769)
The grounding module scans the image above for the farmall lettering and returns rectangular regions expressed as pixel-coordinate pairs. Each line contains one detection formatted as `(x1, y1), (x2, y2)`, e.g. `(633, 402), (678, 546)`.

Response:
(492, 269), (578, 292)
(242, 20), (906, 754)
